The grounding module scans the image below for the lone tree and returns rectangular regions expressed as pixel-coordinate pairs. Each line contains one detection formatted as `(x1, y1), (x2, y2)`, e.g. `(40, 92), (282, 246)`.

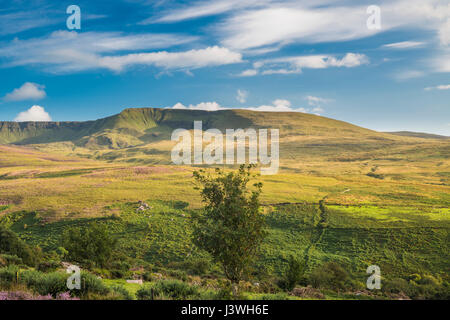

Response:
(62, 223), (117, 268)
(192, 165), (266, 296)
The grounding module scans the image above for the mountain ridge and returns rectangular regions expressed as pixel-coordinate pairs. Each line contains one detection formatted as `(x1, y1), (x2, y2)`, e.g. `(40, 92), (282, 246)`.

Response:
(0, 108), (443, 150)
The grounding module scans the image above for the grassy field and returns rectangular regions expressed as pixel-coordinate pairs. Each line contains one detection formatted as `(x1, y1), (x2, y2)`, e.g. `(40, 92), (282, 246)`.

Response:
(0, 109), (449, 299)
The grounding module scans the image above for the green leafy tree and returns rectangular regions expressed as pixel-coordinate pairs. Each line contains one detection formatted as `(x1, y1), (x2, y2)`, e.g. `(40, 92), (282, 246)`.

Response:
(280, 255), (306, 291)
(0, 226), (41, 266)
(192, 165), (266, 296)
(62, 223), (117, 268)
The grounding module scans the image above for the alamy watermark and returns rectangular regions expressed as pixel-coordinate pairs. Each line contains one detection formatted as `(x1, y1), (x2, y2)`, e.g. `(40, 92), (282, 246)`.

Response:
(171, 121), (279, 175)
(66, 5), (81, 30)
(66, 264), (81, 290)
(366, 265), (381, 290)
(367, 5), (381, 30)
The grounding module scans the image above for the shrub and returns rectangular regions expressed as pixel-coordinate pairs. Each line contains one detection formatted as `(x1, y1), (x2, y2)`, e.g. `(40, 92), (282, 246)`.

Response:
(260, 292), (291, 300)
(0, 266), (19, 289)
(62, 223), (117, 268)
(111, 285), (133, 300)
(167, 269), (188, 282)
(78, 272), (110, 297)
(0, 226), (41, 266)
(137, 280), (199, 300)
(0, 254), (23, 267)
(20, 270), (67, 297)
(37, 261), (60, 273)
(178, 257), (212, 275)
(278, 255), (306, 291)
(309, 262), (349, 291)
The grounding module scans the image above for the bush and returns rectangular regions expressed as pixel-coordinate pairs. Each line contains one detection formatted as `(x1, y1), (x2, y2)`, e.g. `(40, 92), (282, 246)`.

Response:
(78, 272), (110, 297)
(0, 254), (23, 267)
(0, 266), (19, 289)
(0, 226), (41, 266)
(137, 280), (199, 300)
(278, 255), (306, 291)
(20, 270), (67, 297)
(260, 292), (291, 300)
(167, 269), (188, 282)
(176, 257), (212, 275)
(111, 285), (133, 300)
(37, 261), (60, 273)
(62, 223), (117, 268)
(309, 262), (349, 291)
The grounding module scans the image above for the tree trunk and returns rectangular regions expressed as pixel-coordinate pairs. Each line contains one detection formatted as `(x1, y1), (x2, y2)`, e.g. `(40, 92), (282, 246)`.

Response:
(232, 282), (239, 299)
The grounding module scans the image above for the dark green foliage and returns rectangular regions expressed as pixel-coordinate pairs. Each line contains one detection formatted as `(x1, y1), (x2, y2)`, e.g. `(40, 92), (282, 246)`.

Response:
(192, 165), (267, 284)
(310, 262), (349, 291)
(111, 285), (133, 300)
(0, 226), (41, 266)
(382, 275), (449, 299)
(78, 272), (110, 297)
(0, 254), (23, 267)
(0, 265), (19, 289)
(279, 255), (306, 291)
(20, 270), (68, 297)
(62, 223), (117, 268)
(136, 280), (199, 300)
(109, 261), (131, 279)
(177, 257), (212, 275)
(37, 260), (61, 272)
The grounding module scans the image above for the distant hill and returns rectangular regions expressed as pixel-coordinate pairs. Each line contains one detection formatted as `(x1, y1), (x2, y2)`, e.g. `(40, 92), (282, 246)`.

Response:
(0, 107), (389, 148)
(386, 131), (450, 140)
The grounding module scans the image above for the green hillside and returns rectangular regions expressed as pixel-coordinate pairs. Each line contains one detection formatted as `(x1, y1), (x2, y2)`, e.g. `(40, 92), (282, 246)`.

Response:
(0, 107), (398, 147)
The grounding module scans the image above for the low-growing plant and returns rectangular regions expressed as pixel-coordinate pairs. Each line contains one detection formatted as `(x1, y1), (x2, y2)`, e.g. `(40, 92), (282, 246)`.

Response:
(137, 280), (199, 300)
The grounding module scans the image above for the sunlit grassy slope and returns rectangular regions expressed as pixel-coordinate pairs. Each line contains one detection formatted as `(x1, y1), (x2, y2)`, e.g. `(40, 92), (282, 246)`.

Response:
(0, 108), (449, 218)
(0, 108), (448, 285)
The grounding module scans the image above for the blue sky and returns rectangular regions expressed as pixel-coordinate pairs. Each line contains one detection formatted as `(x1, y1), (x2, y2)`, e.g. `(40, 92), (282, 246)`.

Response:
(0, 0), (449, 134)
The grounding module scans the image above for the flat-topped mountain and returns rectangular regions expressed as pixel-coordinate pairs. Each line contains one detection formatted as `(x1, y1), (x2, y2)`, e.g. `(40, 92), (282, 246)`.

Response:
(0, 107), (404, 147)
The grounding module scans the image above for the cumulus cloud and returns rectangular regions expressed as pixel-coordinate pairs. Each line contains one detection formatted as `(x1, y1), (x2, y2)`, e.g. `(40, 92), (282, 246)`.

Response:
(4, 82), (46, 101)
(14, 105), (52, 122)
(168, 98), (324, 114)
(239, 53), (369, 76)
(171, 102), (223, 111)
(248, 99), (295, 112)
(424, 84), (450, 91)
(236, 89), (248, 103)
(0, 31), (241, 73)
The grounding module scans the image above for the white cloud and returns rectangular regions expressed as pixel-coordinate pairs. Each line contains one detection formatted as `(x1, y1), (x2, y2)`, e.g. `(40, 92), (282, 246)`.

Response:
(247, 99), (324, 114)
(145, 0), (268, 24)
(394, 70), (425, 80)
(0, 11), (58, 36)
(4, 82), (46, 101)
(217, 0), (450, 50)
(171, 102), (223, 111)
(236, 89), (248, 103)
(440, 18), (450, 46)
(424, 84), (450, 91)
(249, 99), (295, 112)
(240, 53), (369, 76)
(100, 46), (242, 72)
(306, 96), (332, 107)
(238, 69), (259, 77)
(382, 41), (426, 49)
(0, 31), (241, 73)
(14, 105), (52, 122)
(168, 98), (324, 114)
(430, 51), (450, 73)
